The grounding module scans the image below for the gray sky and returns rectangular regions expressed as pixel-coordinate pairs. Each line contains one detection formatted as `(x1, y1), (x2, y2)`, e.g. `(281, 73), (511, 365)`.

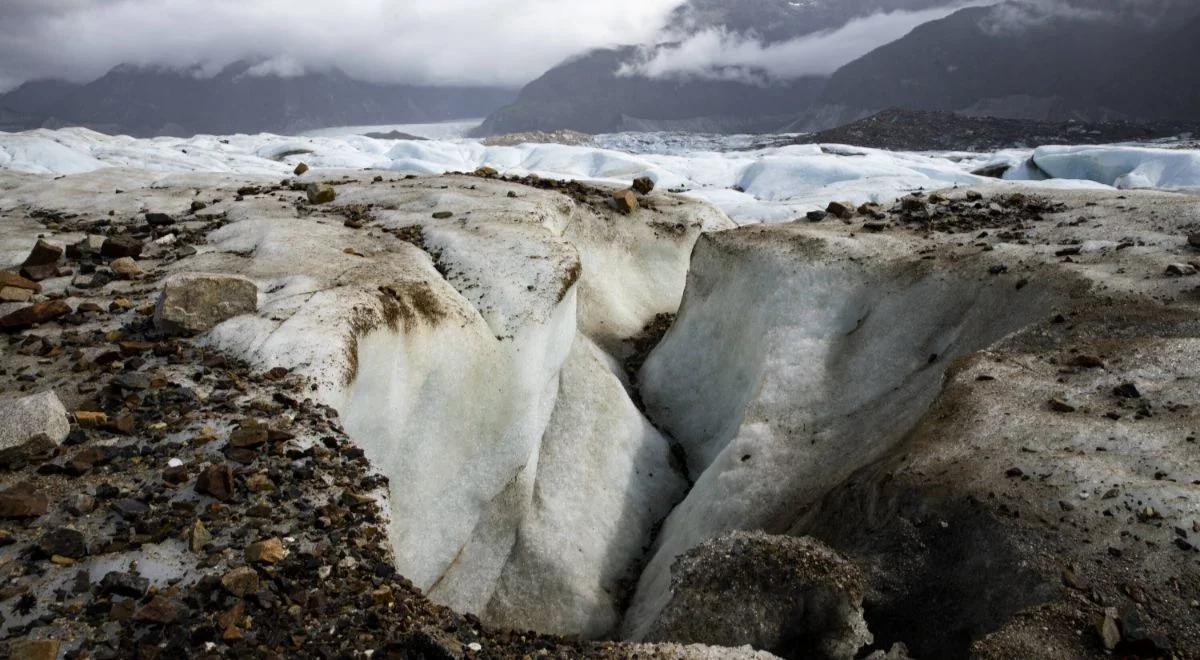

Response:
(2, 0), (1160, 93)
(0, 0), (686, 91)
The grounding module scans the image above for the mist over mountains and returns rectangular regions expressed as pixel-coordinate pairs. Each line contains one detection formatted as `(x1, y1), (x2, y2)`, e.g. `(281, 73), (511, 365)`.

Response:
(2, 0), (1199, 137)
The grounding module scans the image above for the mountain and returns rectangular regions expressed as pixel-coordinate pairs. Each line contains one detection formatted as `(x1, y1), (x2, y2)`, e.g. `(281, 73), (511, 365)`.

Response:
(820, 0), (1200, 122)
(0, 61), (517, 137)
(475, 0), (948, 136)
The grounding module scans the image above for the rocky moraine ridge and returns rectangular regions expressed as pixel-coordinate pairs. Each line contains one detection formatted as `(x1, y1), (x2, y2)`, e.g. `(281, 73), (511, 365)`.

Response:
(0, 164), (1197, 659)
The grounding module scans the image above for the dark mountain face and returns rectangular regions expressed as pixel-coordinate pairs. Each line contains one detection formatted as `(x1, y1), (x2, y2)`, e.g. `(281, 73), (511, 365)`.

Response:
(0, 62), (516, 137)
(475, 0), (953, 136)
(474, 47), (826, 136)
(820, 0), (1200, 122)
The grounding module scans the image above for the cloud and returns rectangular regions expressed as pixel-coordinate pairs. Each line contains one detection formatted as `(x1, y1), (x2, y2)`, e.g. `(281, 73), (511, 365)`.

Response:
(0, 0), (685, 92)
(980, 0), (1192, 34)
(617, 2), (992, 84)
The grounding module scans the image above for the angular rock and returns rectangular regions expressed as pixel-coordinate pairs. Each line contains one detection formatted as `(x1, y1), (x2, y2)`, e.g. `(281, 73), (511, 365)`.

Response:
(632, 176), (656, 195)
(306, 183), (336, 205)
(0, 391), (70, 450)
(0, 300), (72, 330)
(195, 463), (236, 501)
(645, 532), (871, 660)
(19, 239), (63, 281)
(613, 189), (639, 214)
(154, 273), (258, 336)
(807, 211), (829, 222)
(245, 537), (287, 564)
(189, 520), (211, 553)
(293, 163), (309, 176)
(0, 271), (40, 292)
(221, 566), (260, 597)
(825, 201), (856, 220)
(100, 235), (143, 259)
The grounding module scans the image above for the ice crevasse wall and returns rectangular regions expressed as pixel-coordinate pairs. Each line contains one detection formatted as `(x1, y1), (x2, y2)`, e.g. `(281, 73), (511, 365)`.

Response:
(192, 175), (736, 639)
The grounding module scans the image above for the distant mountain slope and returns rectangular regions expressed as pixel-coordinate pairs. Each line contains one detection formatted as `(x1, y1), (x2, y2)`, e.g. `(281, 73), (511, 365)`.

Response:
(1112, 12), (1200, 122)
(796, 108), (1200, 152)
(820, 0), (1200, 122)
(0, 61), (516, 137)
(476, 0), (947, 136)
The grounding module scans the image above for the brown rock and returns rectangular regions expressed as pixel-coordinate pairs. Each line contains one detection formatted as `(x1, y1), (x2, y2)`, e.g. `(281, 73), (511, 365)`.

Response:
(195, 463), (236, 501)
(293, 162), (309, 176)
(221, 566), (261, 596)
(245, 537), (287, 564)
(133, 595), (182, 624)
(0, 485), (49, 518)
(19, 240), (63, 281)
(75, 410), (109, 428)
(0, 271), (41, 292)
(474, 166), (498, 177)
(632, 176), (655, 195)
(0, 300), (72, 330)
(613, 189), (638, 214)
(9, 639), (60, 660)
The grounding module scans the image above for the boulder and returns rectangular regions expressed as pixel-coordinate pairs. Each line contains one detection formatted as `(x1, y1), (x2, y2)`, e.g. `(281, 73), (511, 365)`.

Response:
(644, 532), (871, 660)
(154, 273), (258, 336)
(306, 183), (336, 205)
(0, 391), (69, 451)
(632, 176), (656, 195)
(19, 239), (63, 281)
(613, 189), (639, 214)
(293, 162), (309, 176)
(145, 212), (175, 227)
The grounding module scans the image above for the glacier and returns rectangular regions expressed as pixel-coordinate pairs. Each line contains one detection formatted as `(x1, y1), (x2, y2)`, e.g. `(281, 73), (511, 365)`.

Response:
(4, 127), (1196, 225)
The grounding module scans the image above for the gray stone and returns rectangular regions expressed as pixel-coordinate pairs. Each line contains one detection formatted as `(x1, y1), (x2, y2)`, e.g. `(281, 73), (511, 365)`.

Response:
(154, 273), (258, 336)
(0, 391), (69, 451)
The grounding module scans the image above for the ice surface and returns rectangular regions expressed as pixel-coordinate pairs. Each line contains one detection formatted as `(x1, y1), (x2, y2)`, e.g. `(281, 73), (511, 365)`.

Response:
(5, 128), (1189, 224)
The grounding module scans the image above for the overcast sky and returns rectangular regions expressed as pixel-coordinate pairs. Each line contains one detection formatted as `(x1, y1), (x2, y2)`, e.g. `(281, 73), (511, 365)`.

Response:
(0, 0), (686, 92)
